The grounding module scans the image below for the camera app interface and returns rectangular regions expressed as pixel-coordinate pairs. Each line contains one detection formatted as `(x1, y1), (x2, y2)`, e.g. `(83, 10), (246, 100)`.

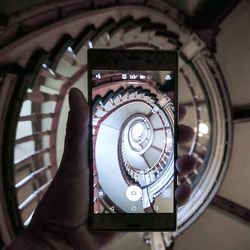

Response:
(91, 70), (175, 213)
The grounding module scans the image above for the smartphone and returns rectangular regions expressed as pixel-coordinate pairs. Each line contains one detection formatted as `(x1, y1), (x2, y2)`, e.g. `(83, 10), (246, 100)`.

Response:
(88, 49), (178, 231)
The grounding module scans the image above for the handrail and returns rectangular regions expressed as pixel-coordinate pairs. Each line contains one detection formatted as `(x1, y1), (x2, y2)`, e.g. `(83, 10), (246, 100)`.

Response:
(0, 73), (19, 244)
(2, 65), (41, 234)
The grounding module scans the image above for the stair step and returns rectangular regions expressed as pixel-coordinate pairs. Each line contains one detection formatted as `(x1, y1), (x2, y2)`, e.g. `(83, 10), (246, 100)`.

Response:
(123, 17), (151, 34)
(109, 16), (134, 38)
(92, 18), (117, 45)
(102, 90), (115, 105)
(141, 22), (167, 33)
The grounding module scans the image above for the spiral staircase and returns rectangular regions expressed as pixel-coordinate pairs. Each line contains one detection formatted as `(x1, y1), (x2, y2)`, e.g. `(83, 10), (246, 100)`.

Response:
(0, 1), (249, 249)
(92, 72), (175, 213)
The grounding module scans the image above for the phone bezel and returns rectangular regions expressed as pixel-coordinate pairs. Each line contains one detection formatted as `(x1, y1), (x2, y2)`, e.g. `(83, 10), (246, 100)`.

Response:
(87, 48), (178, 231)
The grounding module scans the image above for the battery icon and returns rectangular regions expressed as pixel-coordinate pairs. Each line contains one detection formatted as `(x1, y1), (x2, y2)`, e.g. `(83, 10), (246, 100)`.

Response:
(122, 74), (127, 79)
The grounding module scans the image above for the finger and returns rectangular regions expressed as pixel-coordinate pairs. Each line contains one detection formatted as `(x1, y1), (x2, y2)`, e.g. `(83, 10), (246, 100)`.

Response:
(54, 88), (89, 222)
(176, 154), (196, 176)
(62, 87), (89, 164)
(32, 88), (90, 227)
(178, 124), (194, 144)
(175, 183), (192, 206)
(179, 105), (187, 122)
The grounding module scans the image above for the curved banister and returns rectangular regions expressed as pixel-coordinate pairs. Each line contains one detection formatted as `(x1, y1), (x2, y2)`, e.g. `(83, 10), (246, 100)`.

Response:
(0, 73), (18, 245)
(2, 70), (34, 234)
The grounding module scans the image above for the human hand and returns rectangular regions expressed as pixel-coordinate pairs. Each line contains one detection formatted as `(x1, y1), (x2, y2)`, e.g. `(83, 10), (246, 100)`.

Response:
(7, 88), (195, 250)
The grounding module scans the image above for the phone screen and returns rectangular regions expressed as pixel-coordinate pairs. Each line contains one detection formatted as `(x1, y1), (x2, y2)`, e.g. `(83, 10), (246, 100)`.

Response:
(91, 69), (175, 214)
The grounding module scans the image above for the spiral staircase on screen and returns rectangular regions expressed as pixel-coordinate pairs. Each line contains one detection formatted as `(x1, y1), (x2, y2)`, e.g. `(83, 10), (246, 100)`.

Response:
(0, 1), (248, 249)
(92, 71), (175, 213)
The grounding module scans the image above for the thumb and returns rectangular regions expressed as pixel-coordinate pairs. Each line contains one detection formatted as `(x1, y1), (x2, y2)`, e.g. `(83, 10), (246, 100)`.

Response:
(61, 88), (89, 165)
(32, 88), (89, 225)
